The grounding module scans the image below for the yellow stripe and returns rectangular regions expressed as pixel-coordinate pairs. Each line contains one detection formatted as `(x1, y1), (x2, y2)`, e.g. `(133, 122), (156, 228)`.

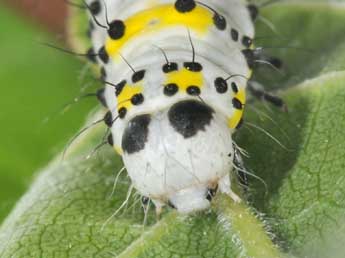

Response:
(117, 84), (143, 110)
(165, 68), (203, 91)
(106, 4), (213, 58)
(228, 88), (246, 129)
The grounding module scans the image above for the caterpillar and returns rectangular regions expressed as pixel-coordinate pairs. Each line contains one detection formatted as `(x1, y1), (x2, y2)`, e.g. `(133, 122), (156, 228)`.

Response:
(68, 0), (284, 214)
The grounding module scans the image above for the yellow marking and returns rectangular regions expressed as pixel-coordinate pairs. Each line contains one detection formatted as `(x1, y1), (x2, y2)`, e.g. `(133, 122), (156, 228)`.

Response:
(117, 84), (143, 110)
(106, 4), (213, 57)
(228, 88), (246, 129)
(165, 68), (203, 91)
(228, 68), (252, 129)
(115, 146), (123, 156)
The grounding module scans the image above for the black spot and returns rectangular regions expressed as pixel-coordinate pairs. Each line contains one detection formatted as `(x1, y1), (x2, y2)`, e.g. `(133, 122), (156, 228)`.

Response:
(231, 28), (239, 41)
(231, 82), (239, 93)
(242, 49), (255, 69)
(232, 98), (243, 110)
(108, 20), (126, 40)
(164, 83), (179, 96)
(206, 185), (218, 201)
(236, 118), (244, 129)
(98, 46), (109, 64)
(213, 14), (226, 30)
(115, 80), (126, 96)
(242, 36), (253, 48)
(107, 133), (114, 146)
(167, 200), (177, 209)
(89, 0), (101, 16)
(187, 86), (201, 96)
(132, 70), (146, 83)
(174, 0), (196, 13)
(184, 62), (203, 72)
(168, 100), (214, 138)
(96, 88), (107, 107)
(163, 62), (178, 73)
(141, 196), (150, 205)
(122, 114), (151, 154)
(247, 4), (259, 21)
(131, 93), (144, 105)
(86, 47), (97, 63)
(104, 111), (113, 127)
(100, 67), (107, 80)
(118, 107), (127, 119)
(214, 77), (228, 94)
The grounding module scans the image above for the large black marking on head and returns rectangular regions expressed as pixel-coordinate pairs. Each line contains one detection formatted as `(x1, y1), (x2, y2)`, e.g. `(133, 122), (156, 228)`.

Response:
(122, 114), (151, 154)
(168, 100), (214, 138)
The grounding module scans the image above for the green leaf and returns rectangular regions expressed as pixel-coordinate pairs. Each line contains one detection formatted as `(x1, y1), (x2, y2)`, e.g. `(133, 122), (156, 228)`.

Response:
(1, 2), (345, 258)
(0, 5), (93, 222)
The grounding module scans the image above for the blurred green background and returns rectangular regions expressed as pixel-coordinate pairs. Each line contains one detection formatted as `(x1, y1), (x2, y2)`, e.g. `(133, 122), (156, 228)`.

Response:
(0, 2), (94, 222)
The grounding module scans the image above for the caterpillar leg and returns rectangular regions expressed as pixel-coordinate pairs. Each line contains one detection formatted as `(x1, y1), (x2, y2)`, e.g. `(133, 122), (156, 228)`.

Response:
(152, 199), (165, 218)
(219, 174), (241, 203)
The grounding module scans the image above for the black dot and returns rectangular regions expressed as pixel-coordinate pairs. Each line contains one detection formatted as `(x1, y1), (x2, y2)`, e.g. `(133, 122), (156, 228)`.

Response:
(242, 36), (253, 48)
(131, 93), (144, 105)
(108, 20), (126, 40)
(232, 98), (243, 110)
(231, 82), (239, 93)
(141, 196), (150, 205)
(184, 62), (203, 72)
(175, 0), (196, 13)
(104, 111), (113, 127)
(236, 118), (244, 129)
(242, 49), (255, 69)
(107, 133), (114, 146)
(96, 88), (107, 107)
(213, 14), (226, 30)
(187, 86), (201, 96)
(118, 107), (127, 119)
(122, 114), (151, 154)
(206, 185), (218, 201)
(98, 46), (109, 64)
(86, 48), (97, 63)
(231, 28), (239, 41)
(164, 83), (179, 96)
(163, 62), (178, 73)
(247, 4), (259, 21)
(89, 0), (101, 16)
(167, 200), (177, 209)
(115, 80), (126, 96)
(214, 77), (228, 94)
(132, 70), (146, 83)
(100, 67), (107, 80)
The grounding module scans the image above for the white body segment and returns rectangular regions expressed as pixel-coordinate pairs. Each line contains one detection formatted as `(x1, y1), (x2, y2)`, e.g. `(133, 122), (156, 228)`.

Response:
(87, 0), (254, 213)
(123, 108), (234, 213)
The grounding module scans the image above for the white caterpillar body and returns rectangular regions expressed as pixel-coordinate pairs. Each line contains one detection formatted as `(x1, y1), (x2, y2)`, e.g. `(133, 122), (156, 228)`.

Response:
(86, 0), (255, 213)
